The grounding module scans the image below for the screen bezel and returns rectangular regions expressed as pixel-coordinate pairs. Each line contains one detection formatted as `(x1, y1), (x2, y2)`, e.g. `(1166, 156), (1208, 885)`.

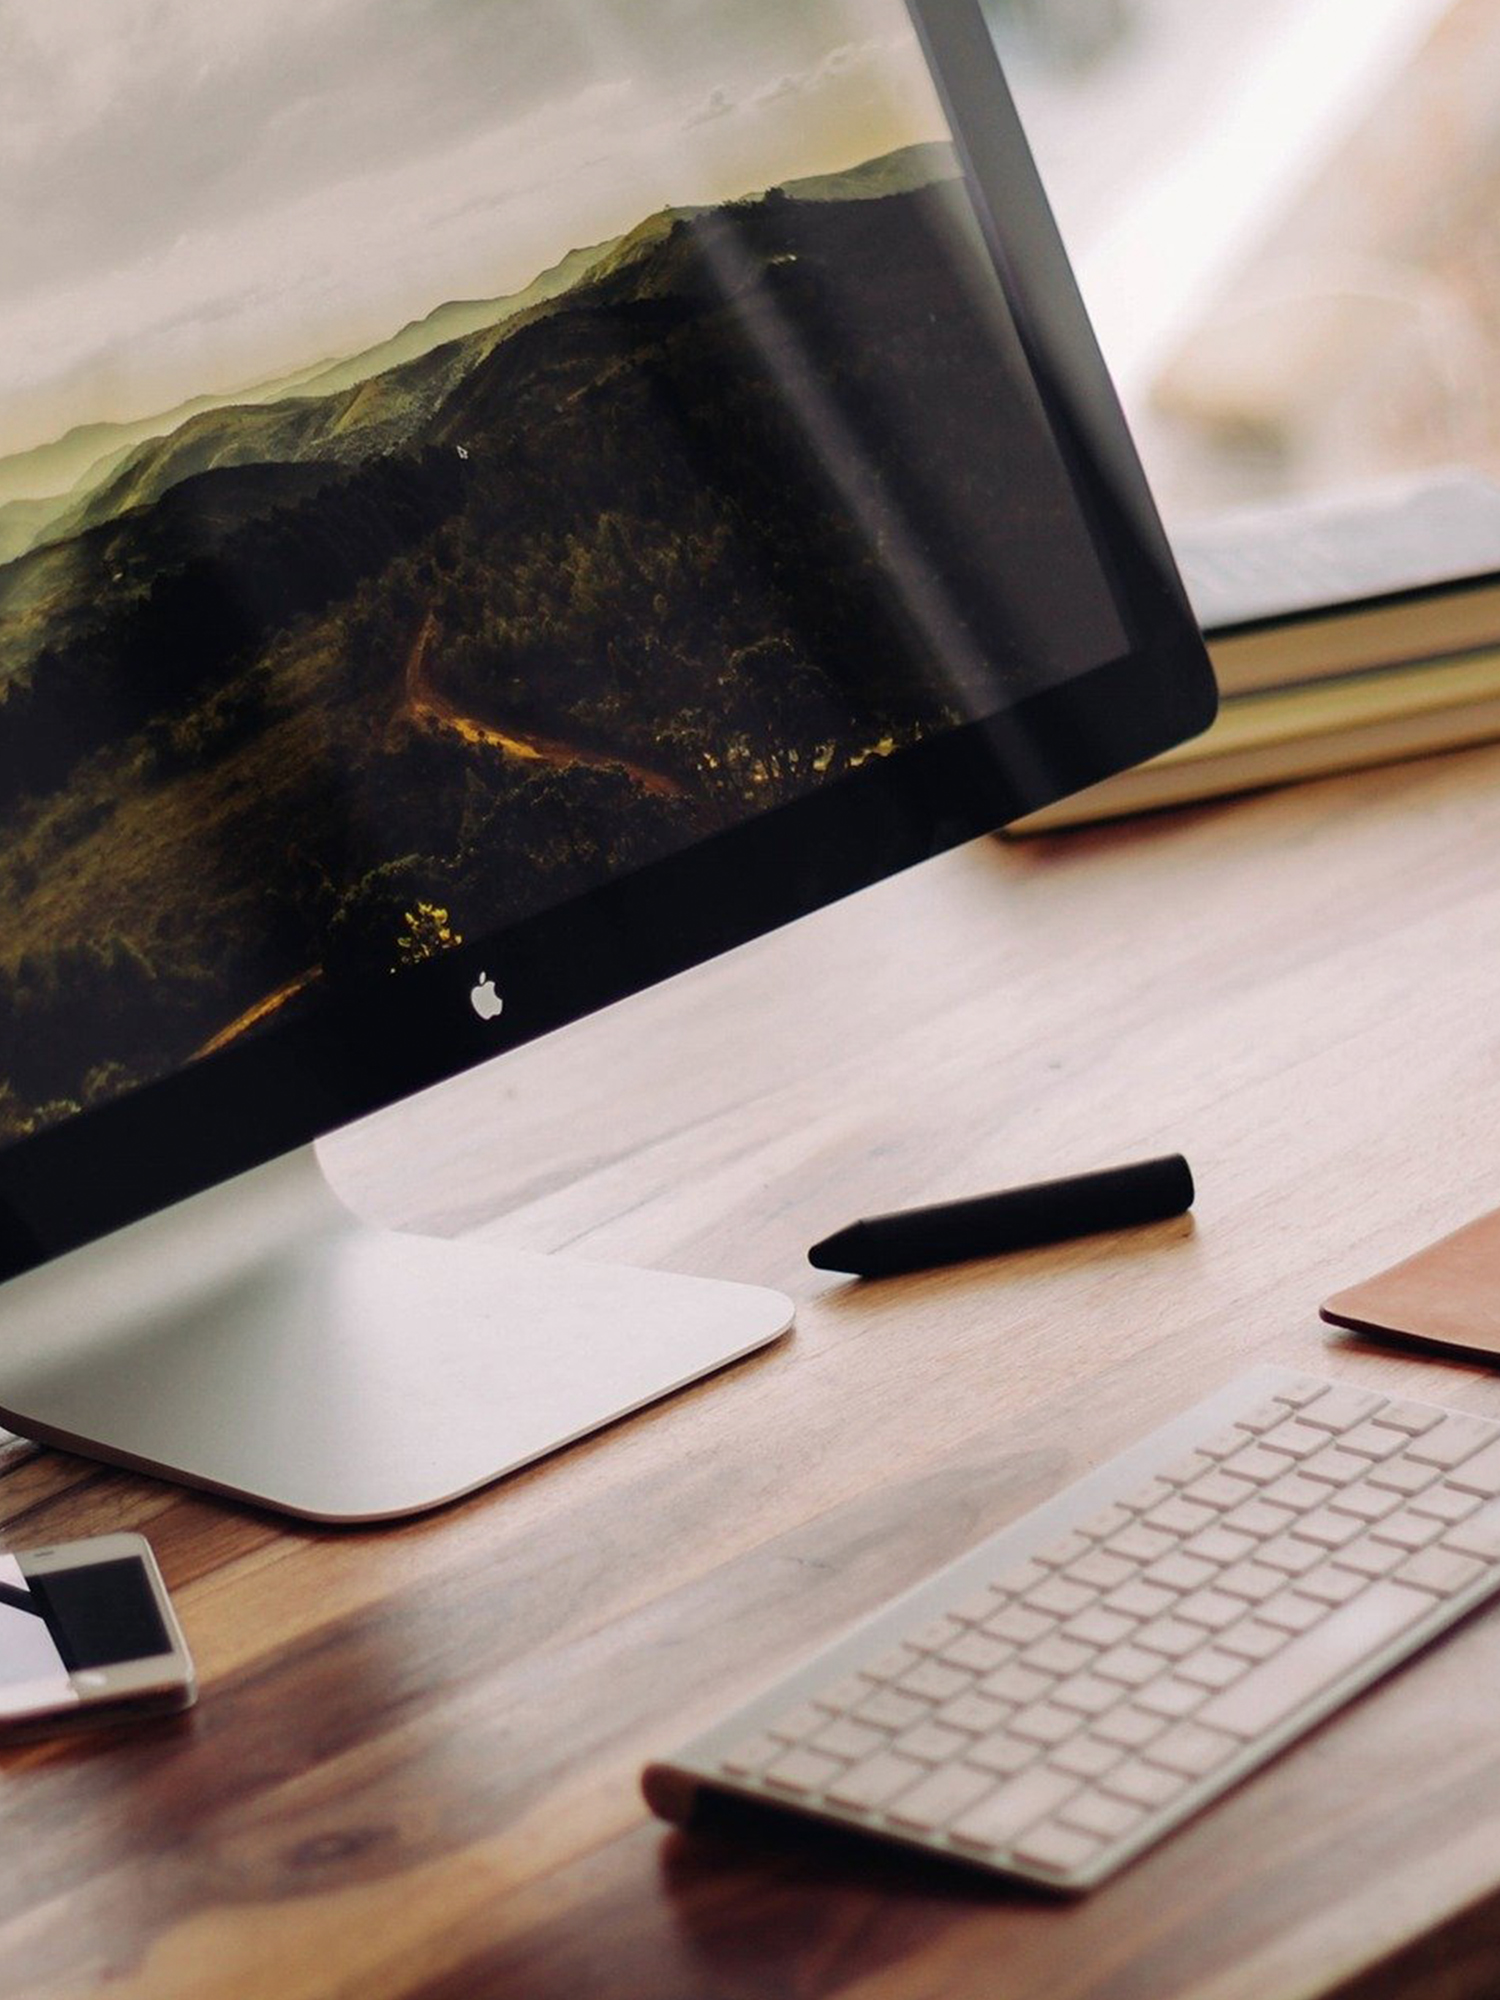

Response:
(0, 0), (1216, 1281)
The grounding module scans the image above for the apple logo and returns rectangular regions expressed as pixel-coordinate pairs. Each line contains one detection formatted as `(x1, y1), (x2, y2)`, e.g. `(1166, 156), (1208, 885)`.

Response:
(469, 972), (504, 1022)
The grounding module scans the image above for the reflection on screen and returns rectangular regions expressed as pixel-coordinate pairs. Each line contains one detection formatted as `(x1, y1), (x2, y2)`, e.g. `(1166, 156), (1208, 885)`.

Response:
(0, 0), (1125, 1146)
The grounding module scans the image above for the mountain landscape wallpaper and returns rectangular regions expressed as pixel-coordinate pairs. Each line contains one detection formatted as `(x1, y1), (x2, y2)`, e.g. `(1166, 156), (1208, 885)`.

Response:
(0, 0), (1122, 1140)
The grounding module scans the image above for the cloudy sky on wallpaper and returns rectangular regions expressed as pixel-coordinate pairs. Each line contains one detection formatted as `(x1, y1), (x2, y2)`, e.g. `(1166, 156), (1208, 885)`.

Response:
(0, 0), (943, 458)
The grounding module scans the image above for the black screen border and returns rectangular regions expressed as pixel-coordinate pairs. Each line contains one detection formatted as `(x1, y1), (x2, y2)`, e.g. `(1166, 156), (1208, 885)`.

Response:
(0, 0), (1215, 1279)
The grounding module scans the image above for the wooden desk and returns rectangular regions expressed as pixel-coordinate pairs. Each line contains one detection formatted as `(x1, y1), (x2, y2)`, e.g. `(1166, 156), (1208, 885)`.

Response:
(8, 743), (1500, 2000)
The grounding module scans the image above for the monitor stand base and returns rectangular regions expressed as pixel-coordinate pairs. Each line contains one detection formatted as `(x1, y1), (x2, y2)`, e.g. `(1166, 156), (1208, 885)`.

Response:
(0, 1145), (794, 1522)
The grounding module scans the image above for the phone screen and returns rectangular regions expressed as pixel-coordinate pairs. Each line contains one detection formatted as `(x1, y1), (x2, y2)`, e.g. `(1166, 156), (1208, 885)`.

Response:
(25, 1559), (171, 1670)
(0, 1552), (171, 1717)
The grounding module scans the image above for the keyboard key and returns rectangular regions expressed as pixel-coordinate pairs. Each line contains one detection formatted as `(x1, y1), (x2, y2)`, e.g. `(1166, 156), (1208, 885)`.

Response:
(1219, 1444), (1288, 1486)
(1217, 1617), (1286, 1663)
(911, 1617), (965, 1654)
(1135, 1676), (1205, 1721)
(1444, 1439), (1500, 1498)
(1093, 1706), (1166, 1750)
(1369, 1400), (1443, 1436)
(1406, 1415), (1499, 1470)
(1011, 1820), (1101, 1874)
(1299, 1447), (1369, 1488)
(811, 1717), (887, 1762)
(722, 1733), (780, 1775)
(1145, 1721), (1238, 1780)
(899, 1661), (970, 1703)
(886, 1762), (996, 1831)
(1274, 1376), (1337, 1408)
(1262, 1473), (1334, 1517)
(1174, 1589), (1242, 1632)
(1222, 1496), (1297, 1539)
(1106, 1525), (1176, 1565)
(1234, 1397), (1302, 1434)
(942, 1632), (1011, 1676)
(1370, 1510), (1442, 1553)
(1142, 1553), (1217, 1594)
(985, 1605), (1053, 1647)
(1334, 1534), (1404, 1579)
(1176, 1646), (1246, 1691)
(1296, 1387), (1384, 1433)
(895, 1720), (973, 1765)
(1060, 1790), (1143, 1841)
(994, 1560), (1050, 1598)
(1066, 1552), (1136, 1594)
(1258, 1533), (1324, 1575)
(979, 1662), (1053, 1707)
(1217, 1562), (1284, 1604)
(1103, 1759), (1183, 1809)
(1287, 1508), (1361, 1551)
(1135, 1616), (1201, 1660)
(1185, 1471), (1260, 1511)
(868, 1645), (922, 1683)
(825, 1751), (928, 1811)
(1010, 1703), (1079, 1748)
(1103, 1580), (1176, 1621)
(1181, 1525), (1257, 1566)
(1039, 1531), (1094, 1570)
(949, 1766), (1079, 1852)
(1093, 1643), (1161, 1688)
(1367, 1458), (1436, 1497)
(1199, 1581), (1432, 1739)
(1442, 1502), (1500, 1563)
(1256, 1419), (1327, 1461)
(950, 1588), (1002, 1626)
(1079, 1504), (1134, 1543)
(966, 1731), (1038, 1778)
(1162, 1450), (1221, 1486)
(1144, 1498), (1217, 1537)
(1026, 1578), (1095, 1620)
(814, 1674), (874, 1713)
(1061, 1606), (1136, 1649)
(1336, 1422), (1406, 1461)
(1023, 1635), (1093, 1678)
(1198, 1426), (1253, 1460)
(936, 1691), (1012, 1736)
(768, 1703), (826, 1742)
(1051, 1674), (1119, 1718)
(855, 1688), (929, 1732)
(1327, 1483), (1401, 1524)
(765, 1747), (845, 1795)
(1409, 1486), (1480, 1527)
(1395, 1546), (1485, 1597)
(1258, 1590), (1324, 1635)
(1293, 1563), (1366, 1608)
(1052, 1734), (1125, 1780)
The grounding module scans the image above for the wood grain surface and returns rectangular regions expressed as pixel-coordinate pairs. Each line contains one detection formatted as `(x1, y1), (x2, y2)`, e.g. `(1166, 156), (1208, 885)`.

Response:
(8, 743), (1500, 1998)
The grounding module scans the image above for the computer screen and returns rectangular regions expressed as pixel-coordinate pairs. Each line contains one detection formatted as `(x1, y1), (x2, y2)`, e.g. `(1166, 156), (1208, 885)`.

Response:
(0, 0), (1213, 1275)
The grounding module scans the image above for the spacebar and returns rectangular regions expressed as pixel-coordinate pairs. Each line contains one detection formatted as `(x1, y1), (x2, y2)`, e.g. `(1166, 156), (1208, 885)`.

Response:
(1198, 1581), (1434, 1740)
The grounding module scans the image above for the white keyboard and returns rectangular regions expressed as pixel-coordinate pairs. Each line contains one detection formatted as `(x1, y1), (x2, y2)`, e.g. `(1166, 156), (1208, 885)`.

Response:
(643, 1368), (1500, 1890)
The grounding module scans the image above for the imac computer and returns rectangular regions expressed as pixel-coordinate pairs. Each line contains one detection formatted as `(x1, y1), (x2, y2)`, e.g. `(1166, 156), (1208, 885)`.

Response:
(0, 0), (1215, 1519)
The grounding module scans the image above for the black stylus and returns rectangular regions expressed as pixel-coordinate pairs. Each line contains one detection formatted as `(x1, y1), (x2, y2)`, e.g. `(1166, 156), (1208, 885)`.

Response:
(808, 1155), (1194, 1278)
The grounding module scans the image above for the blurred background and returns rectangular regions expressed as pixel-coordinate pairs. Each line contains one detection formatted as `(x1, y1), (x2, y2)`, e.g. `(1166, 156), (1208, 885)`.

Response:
(992, 0), (1500, 536)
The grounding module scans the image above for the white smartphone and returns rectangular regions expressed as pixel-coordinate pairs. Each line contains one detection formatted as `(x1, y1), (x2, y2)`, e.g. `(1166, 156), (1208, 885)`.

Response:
(0, 1532), (195, 1733)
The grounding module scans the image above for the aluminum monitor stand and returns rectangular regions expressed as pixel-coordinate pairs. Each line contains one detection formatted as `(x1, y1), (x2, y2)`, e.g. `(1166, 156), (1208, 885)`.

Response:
(0, 1145), (793, 1522)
